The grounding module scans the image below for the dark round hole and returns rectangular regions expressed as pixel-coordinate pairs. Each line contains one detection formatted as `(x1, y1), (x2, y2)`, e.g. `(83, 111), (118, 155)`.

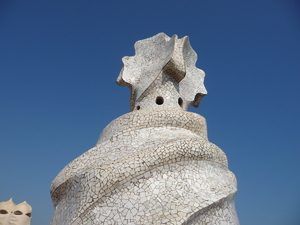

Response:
(0, 210), (8, 214)
(13, 210), (23, 215)
(156, 96), (164, 105)
(136, 106), (140, 110)
(178, 97), (183, 107)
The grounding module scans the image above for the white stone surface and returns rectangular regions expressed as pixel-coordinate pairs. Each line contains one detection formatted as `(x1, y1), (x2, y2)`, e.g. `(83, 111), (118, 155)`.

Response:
(117, 33), (207, 111)
(50, 33), (239, 224)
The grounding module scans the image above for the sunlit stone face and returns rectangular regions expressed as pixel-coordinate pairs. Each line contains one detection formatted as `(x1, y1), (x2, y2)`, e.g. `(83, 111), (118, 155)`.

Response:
(0, 199), (16, 225)
(8, 202), (31, 225)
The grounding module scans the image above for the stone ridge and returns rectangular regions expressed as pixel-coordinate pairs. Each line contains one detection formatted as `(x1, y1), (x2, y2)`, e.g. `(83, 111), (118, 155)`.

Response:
(182, 194), (238, 225)
(97, 110), (208, 144)
(51, 138), (228, 205)
(51, 159), (237, 224)
(76, 162), (237, 224)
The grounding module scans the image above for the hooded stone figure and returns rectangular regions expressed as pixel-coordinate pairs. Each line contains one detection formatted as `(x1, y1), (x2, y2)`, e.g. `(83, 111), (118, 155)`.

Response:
(8, 202), (32, 225)
(0, 199), (16, 225)
(0, 200), (32, 225)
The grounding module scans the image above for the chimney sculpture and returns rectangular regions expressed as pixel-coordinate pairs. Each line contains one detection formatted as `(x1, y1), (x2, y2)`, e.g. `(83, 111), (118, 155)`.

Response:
(50, 33), (239, 224)
(0, 199), (32, 225)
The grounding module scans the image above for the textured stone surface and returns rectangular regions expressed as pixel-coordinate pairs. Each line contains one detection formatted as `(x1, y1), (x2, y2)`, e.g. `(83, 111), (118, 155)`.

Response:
(50, 33), (239, 224)
(117, 33), (207, 111)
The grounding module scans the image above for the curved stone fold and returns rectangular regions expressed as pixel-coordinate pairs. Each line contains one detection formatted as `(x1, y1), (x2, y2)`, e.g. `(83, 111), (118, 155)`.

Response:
(117, 33), (207, 111)
(50, 110), (238, 225)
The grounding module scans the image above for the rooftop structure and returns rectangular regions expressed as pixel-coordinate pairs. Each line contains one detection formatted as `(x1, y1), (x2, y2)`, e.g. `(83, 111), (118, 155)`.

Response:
(50, 33), (239, 225)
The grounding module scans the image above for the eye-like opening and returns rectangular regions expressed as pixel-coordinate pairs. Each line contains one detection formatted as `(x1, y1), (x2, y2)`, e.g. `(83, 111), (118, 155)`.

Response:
(156, 96), (164, 105)
(136, 105), (140, 110)
(0, 209), (8, 214)
(26, 213), (31, 217)
(178, 97), (183, 107)
(13, 210), (23, 215)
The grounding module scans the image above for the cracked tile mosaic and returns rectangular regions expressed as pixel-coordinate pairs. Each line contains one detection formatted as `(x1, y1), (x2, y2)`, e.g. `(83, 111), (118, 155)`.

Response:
(50, 33), (239, 224)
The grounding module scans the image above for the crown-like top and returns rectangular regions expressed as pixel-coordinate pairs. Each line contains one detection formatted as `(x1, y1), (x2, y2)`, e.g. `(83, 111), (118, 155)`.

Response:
(0, 198), (16, 212)
(117, 33), (207, 111)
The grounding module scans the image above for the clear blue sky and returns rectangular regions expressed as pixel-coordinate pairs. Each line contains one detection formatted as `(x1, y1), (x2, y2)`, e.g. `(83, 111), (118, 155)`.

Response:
(1, 1), (299, 224)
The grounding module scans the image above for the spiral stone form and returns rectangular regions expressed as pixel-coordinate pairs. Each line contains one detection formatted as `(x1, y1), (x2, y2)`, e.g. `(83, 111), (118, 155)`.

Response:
(50, 33), (239, 224)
